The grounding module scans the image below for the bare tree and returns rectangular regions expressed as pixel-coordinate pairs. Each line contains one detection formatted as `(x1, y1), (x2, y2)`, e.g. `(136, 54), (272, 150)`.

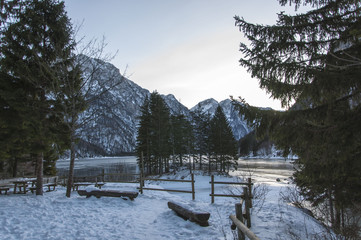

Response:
(61, 35), (129, 197)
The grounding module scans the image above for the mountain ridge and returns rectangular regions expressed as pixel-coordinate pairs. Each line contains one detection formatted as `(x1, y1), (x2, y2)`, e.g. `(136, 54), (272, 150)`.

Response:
(75, 56), (252, 156)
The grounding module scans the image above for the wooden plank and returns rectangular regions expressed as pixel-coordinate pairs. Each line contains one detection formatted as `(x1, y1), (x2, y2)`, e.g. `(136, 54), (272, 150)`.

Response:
(143, 178), (193, 183)
(230, 215), (260, 240)
(209, 181), (253, 186)
(210, 193), (243, 198)
(168, 201), (210, 227)
(77, 190), (138, 200)
(139, 187), (193, 194)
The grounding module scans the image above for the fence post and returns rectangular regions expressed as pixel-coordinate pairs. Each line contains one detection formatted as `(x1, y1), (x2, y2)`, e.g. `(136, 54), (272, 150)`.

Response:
(248, 177), (252, 208)
(235, 202), (245, 240)
(243, 187), (251, 228)
(211, 175), (215, 204)
(139, 174), (143, 194)
(191, 173), (195, 200)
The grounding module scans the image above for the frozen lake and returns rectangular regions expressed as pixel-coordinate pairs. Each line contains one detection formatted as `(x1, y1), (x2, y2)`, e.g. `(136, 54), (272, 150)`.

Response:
(56, 156), (139, 181)
(56, 156), (295, 183)
(234, 158), (295, 184)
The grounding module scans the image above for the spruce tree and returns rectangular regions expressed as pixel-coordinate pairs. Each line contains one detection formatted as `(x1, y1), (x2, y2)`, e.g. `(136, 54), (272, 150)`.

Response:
(191, 108), (212, 170)
(209, 105), (237, 172)
(136, 97), (152, 174)
(0, 0), (80, 194)
(149, 91), (172, 174)
(170, 114), (193, 167)
(233, 0), (361, 232)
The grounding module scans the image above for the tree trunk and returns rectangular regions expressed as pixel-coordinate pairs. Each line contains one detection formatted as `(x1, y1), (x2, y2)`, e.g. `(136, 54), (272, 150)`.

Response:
(199, 154), (202, 170)
(66, 141), (76, 197)
(35, 152), (43, 195)
(208, 155), (211, 174)
(12, 157), (18, 177)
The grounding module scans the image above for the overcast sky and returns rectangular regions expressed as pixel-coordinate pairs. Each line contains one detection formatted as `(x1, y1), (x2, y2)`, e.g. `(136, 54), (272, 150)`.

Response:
(63, 0), (308, 110)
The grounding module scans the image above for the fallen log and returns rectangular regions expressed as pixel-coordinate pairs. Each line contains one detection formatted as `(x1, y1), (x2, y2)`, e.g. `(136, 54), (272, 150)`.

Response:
(77, 190), (138, 200)
(167, 201), (210, 227)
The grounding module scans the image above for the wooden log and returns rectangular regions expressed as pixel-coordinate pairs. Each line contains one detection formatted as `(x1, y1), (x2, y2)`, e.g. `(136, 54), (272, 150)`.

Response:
(77, 190), (138, 200)
(167, 201), (210, 227)
(230, 215), (260, 240)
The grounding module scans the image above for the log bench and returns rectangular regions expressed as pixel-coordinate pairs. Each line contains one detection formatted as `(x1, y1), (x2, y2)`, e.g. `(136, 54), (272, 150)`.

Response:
(77, 189), (138, 200)
(167, 201), (210, 227)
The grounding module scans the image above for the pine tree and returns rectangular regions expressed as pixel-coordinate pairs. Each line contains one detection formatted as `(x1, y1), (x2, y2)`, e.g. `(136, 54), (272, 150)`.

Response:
(136, 96), (152, 174)
(233, 0), (361, 232)
(191, 108), (212, 170)
(149, 91), (172, 174)
(170, 114), (193, 167)
(136, 92), (172, 175)
(0, 0), (79, 195)
(209, 105), (237, 172)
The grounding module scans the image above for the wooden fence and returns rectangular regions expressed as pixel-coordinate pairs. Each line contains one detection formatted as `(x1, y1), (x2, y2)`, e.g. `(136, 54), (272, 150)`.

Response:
(209, 176), (253, 204)
(98, 170), (140, 183)
(138, 174), (195, 200)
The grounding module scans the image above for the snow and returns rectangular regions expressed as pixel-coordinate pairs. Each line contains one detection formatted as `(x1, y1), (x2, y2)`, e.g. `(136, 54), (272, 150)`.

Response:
(0, 168), (327, 240)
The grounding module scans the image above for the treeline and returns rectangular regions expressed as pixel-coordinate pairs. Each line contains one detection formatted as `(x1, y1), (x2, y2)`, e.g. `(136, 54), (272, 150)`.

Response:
(239, 131), (278, 157)
(136, 91), (237, 175)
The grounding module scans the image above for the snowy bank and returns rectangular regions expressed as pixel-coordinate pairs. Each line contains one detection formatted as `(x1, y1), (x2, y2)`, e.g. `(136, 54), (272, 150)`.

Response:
(0, 170), (327, 240)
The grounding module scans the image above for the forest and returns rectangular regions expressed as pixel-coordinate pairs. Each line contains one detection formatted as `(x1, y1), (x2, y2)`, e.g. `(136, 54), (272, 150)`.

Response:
(136, 91), (237, 175)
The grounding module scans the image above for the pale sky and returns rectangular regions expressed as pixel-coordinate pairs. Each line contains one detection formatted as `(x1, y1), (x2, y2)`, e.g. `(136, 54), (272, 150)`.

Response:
(63, 0), (308, 110)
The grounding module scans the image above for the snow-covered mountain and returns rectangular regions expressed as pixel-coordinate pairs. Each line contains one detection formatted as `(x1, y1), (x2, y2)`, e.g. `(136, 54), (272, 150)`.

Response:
(76, 56), (251, 156)
(190, 98), (251, 140)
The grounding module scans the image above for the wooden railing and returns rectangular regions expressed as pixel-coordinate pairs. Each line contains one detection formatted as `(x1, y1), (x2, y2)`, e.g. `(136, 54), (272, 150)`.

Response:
(138, 174), (195, 200)
(209, 175), (253, 204)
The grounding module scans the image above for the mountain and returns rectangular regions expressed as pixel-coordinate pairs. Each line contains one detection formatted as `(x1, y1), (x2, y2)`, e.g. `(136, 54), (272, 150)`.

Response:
(190, 98), (251, 140)
(75, 56), (251, 156)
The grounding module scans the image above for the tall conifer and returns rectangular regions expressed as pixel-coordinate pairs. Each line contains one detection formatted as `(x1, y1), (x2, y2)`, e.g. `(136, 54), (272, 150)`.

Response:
(233, 0), (361, 232)
(209, 105), (237, 172)
(0, 0), (80, 194)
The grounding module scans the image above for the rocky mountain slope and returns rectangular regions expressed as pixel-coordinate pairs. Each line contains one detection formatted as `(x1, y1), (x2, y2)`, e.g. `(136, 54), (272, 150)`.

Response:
(76, 56), (251, 156)
(191, 98), (251, 140)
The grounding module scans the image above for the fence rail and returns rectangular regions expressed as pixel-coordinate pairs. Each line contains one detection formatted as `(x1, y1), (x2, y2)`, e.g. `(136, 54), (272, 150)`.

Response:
(209, 175), (253, 204)
(138, 174), (195, 200)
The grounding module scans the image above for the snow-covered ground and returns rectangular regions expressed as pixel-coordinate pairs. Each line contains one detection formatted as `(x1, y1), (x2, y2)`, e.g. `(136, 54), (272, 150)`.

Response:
(0, 168), (327, 240)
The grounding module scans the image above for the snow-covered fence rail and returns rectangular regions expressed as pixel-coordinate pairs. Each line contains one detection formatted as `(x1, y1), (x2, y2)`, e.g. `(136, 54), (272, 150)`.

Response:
(138, 174), (195, 200)
(209, 176), (253, 204)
